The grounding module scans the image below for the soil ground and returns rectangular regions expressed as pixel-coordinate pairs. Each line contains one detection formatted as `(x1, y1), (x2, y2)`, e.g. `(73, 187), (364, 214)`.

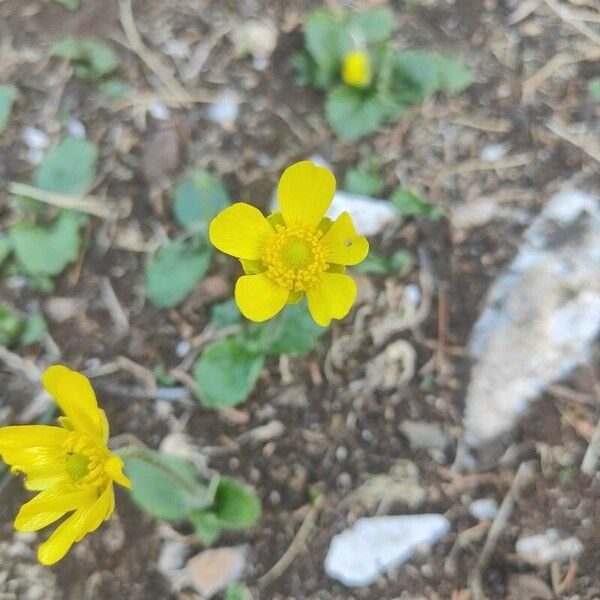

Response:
(1, 0), (600, 598)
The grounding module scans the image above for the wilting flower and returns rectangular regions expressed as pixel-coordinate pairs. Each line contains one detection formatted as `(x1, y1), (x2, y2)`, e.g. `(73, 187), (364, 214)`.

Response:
(342, 50), (372, 88)
(209, 160), (369, 326)
(0, 365), (131, 565)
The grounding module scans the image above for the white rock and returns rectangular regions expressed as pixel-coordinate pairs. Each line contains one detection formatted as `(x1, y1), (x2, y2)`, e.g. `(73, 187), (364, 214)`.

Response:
(399, 420), (449, 452)
(158, 540), (188, 574)
(233, 19), (278, 70)
(479, 143), (508, 161)
(463, 190), (600, 447)
(22, 127), (49, 150)
(163, 39), (190, 58)
(469, 498), (498, 521)
(324, 514), (450, 587)
(207, 90), (239, 128)
(149, 102), (170, 121)
(327, 191), (399, 236)
(516, 529), (583, 565)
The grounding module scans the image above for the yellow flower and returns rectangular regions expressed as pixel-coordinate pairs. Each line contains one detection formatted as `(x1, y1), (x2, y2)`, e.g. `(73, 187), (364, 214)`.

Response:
(209, 161), (369, 326)
(0, 365), (131, 565)
(342, 50), (372, 88)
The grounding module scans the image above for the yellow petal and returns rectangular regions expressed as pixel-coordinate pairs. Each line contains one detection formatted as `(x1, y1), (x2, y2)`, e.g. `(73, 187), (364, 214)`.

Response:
(42, 366), (103, 439)
(0, 425), (68, 449)
(24, 467), (68, 492)
(37, 485), (113, 565)
(277, 161), (336, 228)
(235, 274), (288, 322)
(15, 486), (94, 531)
(306, 273), (357, 327)
(321, 212), (369, 266)
(98, 409), (110, 443)
(1, 446), (64, 472)
(18, 487), (94, 519)
(104, 454), (131, 489)
(209, 203), (274, 260)
(14, 510), (65, 532)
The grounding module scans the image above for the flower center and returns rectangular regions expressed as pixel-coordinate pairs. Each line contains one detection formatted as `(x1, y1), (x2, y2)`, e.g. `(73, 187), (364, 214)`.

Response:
(263, 225), (327, 291)
(63, 433), (108, 486)
(65, 453), (90, 481)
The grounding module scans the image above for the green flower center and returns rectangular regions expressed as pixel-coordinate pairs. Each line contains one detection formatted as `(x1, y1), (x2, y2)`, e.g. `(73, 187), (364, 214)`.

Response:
(62, 433), (108, 487)
(284, 240), (312, 267)
(65, 452), (90, 481)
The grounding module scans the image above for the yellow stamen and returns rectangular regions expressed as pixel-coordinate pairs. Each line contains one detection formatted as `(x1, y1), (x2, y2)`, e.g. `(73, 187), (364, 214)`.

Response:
(263, 224), (327, 292)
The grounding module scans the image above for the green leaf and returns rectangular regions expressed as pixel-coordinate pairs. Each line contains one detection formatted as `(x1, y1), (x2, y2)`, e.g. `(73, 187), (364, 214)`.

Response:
(10, 211), (85, 276)
(588, 77), (600, 101)
(434, 55), (473, 95)
(387, 50), (439, 103)
(52, 38), (118, 81)
(0, 84), (17, 136)
(0, 234), (11, 266)
(390, 187), (443, 221)
(145, 239), (211, 308)
(152, 364), (177, 387)
(389, 250), (412, 273)
(213, 477), (261, 529)
(304, 11), (351, 87)
(291, 51), (318, 86)
(261, 302), (325, 355)
(353, 251), (390, 275)
(188, 510), (222, 545)
(54, 0), (82, 9)
(122, 448), (214, 521)
(325, 85), (385, 140)
(210, 299), (242, 329)
(20, 313), (47, 345)
(193, 335), (264, 408)
(172, 170), (230, 234)
(224, 584), (251, 600)
(349, 8), (395, 44)
(98, 78), (132, 101)
(0, 306), (23, 346)
(35, 137), (98, 195)
(344, 166), (383, 196)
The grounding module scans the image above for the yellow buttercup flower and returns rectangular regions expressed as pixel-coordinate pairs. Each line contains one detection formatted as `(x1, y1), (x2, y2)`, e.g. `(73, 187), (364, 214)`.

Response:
(342, 50), (372, 88)
(0, 365), (131, 565)
(209, 161), (369, 326)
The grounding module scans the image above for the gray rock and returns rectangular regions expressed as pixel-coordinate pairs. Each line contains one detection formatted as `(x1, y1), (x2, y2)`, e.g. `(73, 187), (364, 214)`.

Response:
(324, 514), (450, 587)
(516, 529), (584, 565)
(463, 190), (600, 448)
(399, 420), (449, 452)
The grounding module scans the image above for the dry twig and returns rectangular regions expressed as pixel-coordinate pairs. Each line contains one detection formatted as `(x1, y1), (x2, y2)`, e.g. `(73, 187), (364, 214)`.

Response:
(541, 0), (600, 45)
(546, 119), (600, 163)
(118, 0), (192, 104)
(7, 182), (123, 219)
(469, 461), (536, 599)
(258, 494), (324, 587)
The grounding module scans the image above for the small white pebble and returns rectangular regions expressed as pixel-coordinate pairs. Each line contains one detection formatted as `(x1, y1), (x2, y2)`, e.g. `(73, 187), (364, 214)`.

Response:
(469, 498), (499, 521)
(149, 102), (171, 121)
(22, 127), (49, 150)
(67, 119), (86, 139)
(479, 143), (508, 162)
